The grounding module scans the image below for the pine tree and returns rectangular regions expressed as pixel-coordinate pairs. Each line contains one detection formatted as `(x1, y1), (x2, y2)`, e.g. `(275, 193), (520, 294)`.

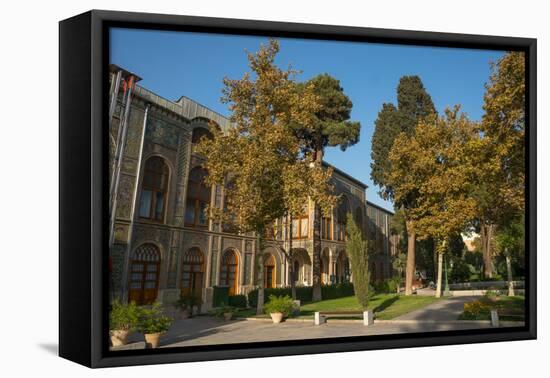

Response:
(370, 75), (436, 295)
(293, 74), (361, 301)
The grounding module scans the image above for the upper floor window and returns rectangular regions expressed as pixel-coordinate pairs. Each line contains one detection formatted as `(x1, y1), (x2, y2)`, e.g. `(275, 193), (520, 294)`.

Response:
(336, 196), (349, 241)
(354, 206), (364, 233)
(185, 167), (210, 228)
(191, 127), (213, 153)
(321, 215), (332, 240)
(138, 157), (169, 222)
(292, 211), (309, 240)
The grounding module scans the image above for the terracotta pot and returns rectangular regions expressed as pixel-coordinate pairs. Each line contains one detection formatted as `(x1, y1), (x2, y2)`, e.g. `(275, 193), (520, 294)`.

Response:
(110, 329), (131, 346)
(223, 312), (233, 321)
(270, 312), (284, 324)
(144, 332), (162, 349)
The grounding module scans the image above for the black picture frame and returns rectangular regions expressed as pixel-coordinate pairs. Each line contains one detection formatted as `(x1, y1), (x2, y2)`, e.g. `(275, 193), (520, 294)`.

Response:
(59, 9), (537, 368)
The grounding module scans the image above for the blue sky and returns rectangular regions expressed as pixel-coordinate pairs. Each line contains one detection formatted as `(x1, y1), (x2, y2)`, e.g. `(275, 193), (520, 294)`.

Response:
(110, 28), (504, 212)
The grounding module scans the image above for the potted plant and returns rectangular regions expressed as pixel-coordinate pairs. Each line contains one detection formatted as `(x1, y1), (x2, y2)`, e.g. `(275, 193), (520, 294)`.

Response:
(109, 300), (139, 346)
(138, 302), (173, 349)
(174, 293), (202, 319)
(223, 306), (235, 321)
(263, 295), (294, 323)
(208, 304), (236, 321)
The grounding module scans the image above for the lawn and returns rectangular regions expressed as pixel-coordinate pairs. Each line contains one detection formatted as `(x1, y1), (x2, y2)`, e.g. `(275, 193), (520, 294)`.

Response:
(458, 295), (525, 321)
(234, 294), (440, 320)
(299, 294), (440, 320)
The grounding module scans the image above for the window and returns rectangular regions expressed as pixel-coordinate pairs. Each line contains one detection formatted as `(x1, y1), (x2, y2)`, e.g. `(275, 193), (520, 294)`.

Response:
(128, 243), (160, 305)
(180, 248), (204, 298)
(336, 197), (349, 241)
(220, 249), (239, 295)
(354, 207), (363, 234)
(138, 157), (169, 222)
(191, 127), (213, 153)
(292, 215), (309, 239)
(185, 167), (211, 228)
(321, 216), (332, 240)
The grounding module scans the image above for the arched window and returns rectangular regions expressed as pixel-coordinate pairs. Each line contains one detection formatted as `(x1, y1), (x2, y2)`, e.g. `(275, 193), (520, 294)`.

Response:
(180, 247), (205, 298)
(321, 211), (332, 240)
(293, 260), (300, 284)
(129, 243), (160, 305)
(191, 127), (213, 145)
(185, 167), (211, 228)
(263, 254), (276, 288)
(138, 157), (169, 221)
(354, 206), (364, 234)
(336, 196), (349, 241)
(220, 249), (239, 295)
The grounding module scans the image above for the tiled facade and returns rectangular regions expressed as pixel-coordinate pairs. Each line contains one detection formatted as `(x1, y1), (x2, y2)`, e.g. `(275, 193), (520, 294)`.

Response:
(109, 64), (385, 311)
(365, 201), (399, 282)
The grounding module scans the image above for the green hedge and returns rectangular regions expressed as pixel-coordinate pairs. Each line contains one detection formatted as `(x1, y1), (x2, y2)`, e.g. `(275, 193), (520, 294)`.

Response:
(248, 287), (312, 308)
(228, 295), (247, 308)
(321, 282), (354, 299)
(212, 286), (229, 308)
(247, 283), (354, 307)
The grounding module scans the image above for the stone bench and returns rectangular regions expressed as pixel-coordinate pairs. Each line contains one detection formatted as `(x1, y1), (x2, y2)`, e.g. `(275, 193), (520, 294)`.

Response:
(314, 310), (374, 326)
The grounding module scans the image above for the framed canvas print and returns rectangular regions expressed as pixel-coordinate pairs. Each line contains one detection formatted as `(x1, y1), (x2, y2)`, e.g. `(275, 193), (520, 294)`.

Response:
(59, 10), (536, 368)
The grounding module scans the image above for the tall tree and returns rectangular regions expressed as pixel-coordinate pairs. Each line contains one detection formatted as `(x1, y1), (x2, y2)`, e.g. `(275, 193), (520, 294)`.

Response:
(293, 74), (361, 301)
(387, 107), (478, 297)
(475, 51), (526, 278)
(495, 214), (524, 296)
(197, 40), (335, 313)
(371, 75), (436, 295)
(346, 213), (371, 309)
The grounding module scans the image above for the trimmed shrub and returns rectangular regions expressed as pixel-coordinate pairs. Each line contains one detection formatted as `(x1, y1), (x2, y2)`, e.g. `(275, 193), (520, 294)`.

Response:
(449, 259), (471, 283)
(321, 282), (354, 299)
(247, 287), (313, 308)
(247, 283), (355, 307)
(228, 295), (247, 308)
(212, 286), (229, 308)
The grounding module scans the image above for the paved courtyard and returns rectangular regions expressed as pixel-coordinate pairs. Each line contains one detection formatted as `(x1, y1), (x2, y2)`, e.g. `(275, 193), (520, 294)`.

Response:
(120, 296), (523, 349)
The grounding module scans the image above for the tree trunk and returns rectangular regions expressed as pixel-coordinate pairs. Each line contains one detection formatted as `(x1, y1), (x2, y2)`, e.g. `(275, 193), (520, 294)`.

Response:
(506, 251), (515, 297)
(311, 148), (323, 302)
(481, 223), (494, 279)
(256, 234), (265, 315)
(256, 285), (264, 315)
(404, 220), (416, 296)
(288, 215), (296, 300)
(435, 252), (443, 298)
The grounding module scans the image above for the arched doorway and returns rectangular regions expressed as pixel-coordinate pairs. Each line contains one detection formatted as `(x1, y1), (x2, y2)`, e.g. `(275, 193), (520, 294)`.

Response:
(336, 251), (350, 283)
(263, 253), (276, 288)
(321, 249), (330, 285)
(129, 243), (160, 305)
(292, 249), (312, 286)
(220, 249), (239, 295)
(180, 247), (204, 299)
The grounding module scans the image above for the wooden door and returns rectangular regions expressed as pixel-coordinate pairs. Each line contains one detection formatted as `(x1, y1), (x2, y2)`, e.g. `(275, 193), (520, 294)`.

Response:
(180, 247), (204, 299)
(128, 244), (160, 305)
(220, 250), (238, 295)
(264, 254), (276, 288)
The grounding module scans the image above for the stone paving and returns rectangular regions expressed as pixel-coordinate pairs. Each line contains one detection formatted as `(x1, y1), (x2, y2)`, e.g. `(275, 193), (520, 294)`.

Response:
(119, 296), (523, 349)
(395, 296), (478, 321)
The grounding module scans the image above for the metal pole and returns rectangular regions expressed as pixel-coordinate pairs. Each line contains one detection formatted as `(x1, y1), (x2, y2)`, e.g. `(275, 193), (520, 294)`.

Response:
(109, 76), (135, 249)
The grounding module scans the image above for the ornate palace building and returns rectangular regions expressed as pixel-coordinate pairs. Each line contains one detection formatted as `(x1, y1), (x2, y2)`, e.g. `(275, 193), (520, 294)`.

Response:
(366, 201), (400, 282)
(109, 64), (394, 310)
